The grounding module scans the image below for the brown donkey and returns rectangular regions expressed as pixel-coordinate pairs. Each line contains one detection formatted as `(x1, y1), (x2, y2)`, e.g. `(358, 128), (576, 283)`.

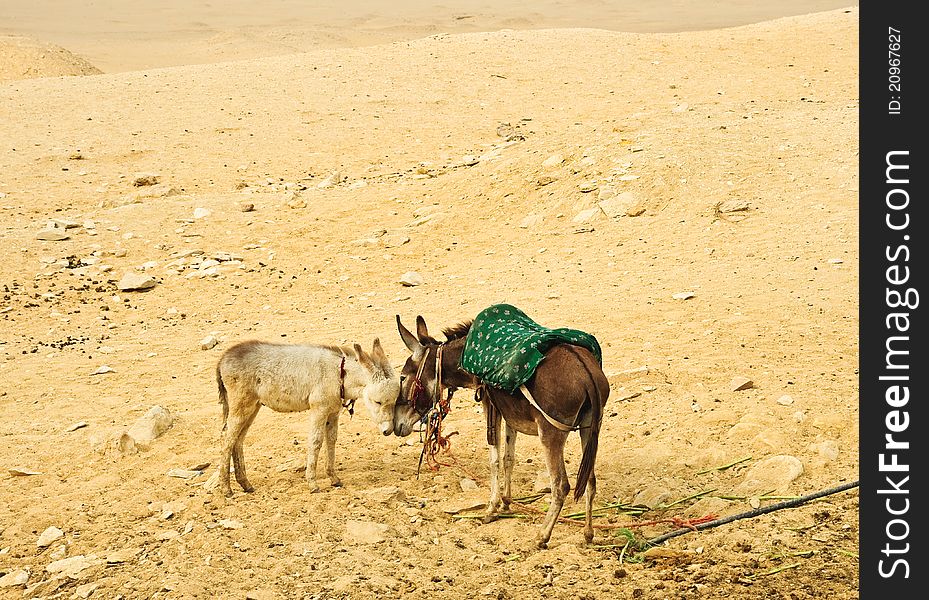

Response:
(393, 312), (609, 548)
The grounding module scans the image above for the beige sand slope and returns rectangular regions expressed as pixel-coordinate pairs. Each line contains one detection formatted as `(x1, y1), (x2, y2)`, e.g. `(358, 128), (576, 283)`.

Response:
(0, 7), (858, 599)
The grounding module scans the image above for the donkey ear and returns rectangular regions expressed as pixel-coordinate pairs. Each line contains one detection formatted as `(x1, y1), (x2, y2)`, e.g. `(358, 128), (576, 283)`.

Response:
(371, 337), (391, 371)
(353, 343), (375, 371)
(415, 316), (430, 342)
(397, 315), (425, 359)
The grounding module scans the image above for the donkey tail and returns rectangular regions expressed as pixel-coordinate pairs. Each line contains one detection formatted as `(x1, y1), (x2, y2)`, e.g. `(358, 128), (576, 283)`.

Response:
(216, 363), (229, 432)
(573, 376), (603, 502)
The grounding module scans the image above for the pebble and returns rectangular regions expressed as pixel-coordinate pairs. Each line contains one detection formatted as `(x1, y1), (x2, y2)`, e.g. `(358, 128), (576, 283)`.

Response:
(133, 173), (160, 187)
(36, 229), (70, 241)
(193, 207), (211, 219)
(520, 214), (544, 229)
(730, 376), (754, 391)
(219, 519), (244, 530)
(117, 272), (157, 291)
(125, 406), (173, 449)
(672, 291), (695, 300)
(776, 394), (794, 405)
(0, 569), (29, 588)
(37, 526), (64, 548)
(399, 271), (424, 287)
(200, 335), (219, 350)
(571, 208), (600, 223)
(66, 421), (89, 432)
(91, 365), (114, 375)
(542, 154), (563, 168)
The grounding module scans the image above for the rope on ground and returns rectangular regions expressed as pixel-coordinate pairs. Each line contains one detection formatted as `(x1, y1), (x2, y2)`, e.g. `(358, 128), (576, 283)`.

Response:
(645, 479), (859, 547)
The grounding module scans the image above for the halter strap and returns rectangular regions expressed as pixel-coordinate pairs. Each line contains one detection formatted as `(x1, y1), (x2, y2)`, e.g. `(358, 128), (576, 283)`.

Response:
(339, 355), (354, 416)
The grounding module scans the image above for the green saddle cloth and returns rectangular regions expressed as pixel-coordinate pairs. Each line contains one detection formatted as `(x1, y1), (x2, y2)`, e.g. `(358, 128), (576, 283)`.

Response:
(460, 304), (602, 394)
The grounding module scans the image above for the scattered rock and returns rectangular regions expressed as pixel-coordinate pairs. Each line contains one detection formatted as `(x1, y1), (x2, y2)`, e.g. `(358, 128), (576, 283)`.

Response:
(316, 171), (343, 188)
(542, 154), (563, 169)
(598, 191), (638, 218)
(219, 519), (244, 530)
(0, 569), (29, 588)
(730, 376), (754, 391)
(74, 582), (99, 599)
(133, 173), (160, 187)
(459, 155), (480, 167)
(91, 365), (114, 375)
(285, 194), (306, 209)
(9, 467), (43, 476)
(36, 229), (70, 241)
(776, 394), (794, 405)
(399, 271), (424, 287)
(344, 520), (392, 544)
(672, 291), (695, 300)
(240, 202), (255, 212)
(828, 258), (843, 264)
(717, 199), (750, 213)
(65, 421), (88, 432)
(106, 547), (141, 564)
(125, 405), (173, 450)
(364, 486), (407, 505)
(382, 233), (410, 248)
(579, 181), (598, 193)
(597, 186), (617, 202)
(45, 554), (100, 578)
(37, 526), (64, 548)
(572, 208), (600, 223)
(809, 440), (840, 461)
(200, 335), (218, 350)
(460, 478), (479, 491)
(116, 272), (157, 291)
(736, 455), (803, 495)
(167, 468), (202, 479)
(193, 207), (211, 219)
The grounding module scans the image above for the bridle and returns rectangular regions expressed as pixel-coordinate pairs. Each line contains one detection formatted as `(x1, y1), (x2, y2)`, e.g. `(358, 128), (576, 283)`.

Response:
(403, 344), (451, 423)
(338, 355), (354, 416)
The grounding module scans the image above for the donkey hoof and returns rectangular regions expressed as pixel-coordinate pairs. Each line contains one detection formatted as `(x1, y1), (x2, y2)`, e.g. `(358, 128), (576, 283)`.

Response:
(241, 485), (255, 493)
(309, 486), (322, 494)
(330, 480), (343, 488)
(536, 539), (549, 550)
(482, 514), (500, 525)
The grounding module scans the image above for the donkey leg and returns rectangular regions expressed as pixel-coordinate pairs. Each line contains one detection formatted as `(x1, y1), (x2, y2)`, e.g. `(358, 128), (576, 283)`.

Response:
(323, 411), (342, 488)
(231, 404), (261, 493)
(304, 409), (329, 493)
(218, 398), (259, 497)
(537, 427), (570, 548)
(482, 403), (505, 523)
(579, 426), (598, 544)
(501, 422), (517, 509)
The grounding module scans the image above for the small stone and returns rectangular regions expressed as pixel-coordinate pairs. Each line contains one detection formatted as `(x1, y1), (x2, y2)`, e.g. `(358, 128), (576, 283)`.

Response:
(9, 467), (42, 476)
(193, 207), (211, 219)
(167, 468), (202, 479)
(37, 526), (64, 548)
(776, 394), (794, 406)
(717, 199), (750, 213)
(460, 478), (479, 491)
(382, 234), (410, 248)
(219, 519), (244, 530)
(399, 271), (424, 287)
(106, 547), (141, 564)
(91, 365), (114, 375)
(133, 173), (160, 186)
(579, 181), (598, 193)
(240, 202), (255, 212)
(200, 335), (218, 350)
(0, 569), (29, 588)
(459, 155), (480, 167)
(46, 554), (99, 578)
(36, 229), (70, 241)
(117, 272), (157, 291)
(125, 406), (173, 449)
(672, 291), (695, 300)
(66, 421), (89, 432)
(75, 582), (99, 599)
(730, 376), (754, 391)
(598, 191), (637, 218)
(572, 208), (600, 223)
(542, 154), (563, 168)
(828, 258), (843, 264)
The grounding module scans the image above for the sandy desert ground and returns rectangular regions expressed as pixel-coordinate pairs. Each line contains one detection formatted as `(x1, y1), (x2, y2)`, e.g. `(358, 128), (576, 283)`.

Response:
(0, 3), (859, 599)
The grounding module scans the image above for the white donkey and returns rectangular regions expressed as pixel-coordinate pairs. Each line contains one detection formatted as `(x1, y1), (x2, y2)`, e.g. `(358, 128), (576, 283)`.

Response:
(215, 338), (399, 496)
